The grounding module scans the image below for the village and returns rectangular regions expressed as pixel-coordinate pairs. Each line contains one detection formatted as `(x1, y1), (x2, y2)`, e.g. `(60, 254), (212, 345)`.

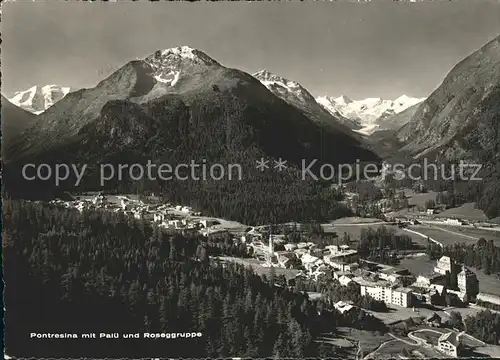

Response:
(45, 191), (500, 358)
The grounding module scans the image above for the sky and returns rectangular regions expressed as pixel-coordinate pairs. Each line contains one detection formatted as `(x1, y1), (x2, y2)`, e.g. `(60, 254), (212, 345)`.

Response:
(2, 1), (500, 99)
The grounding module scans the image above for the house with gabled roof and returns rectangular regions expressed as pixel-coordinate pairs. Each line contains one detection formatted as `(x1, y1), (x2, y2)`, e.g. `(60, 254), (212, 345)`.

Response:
(425, 312), (442, 327)
(437, 332), (463, 357)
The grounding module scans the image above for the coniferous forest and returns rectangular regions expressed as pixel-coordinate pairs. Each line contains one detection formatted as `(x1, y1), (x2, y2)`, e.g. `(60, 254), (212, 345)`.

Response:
(3, 199), (354, 358)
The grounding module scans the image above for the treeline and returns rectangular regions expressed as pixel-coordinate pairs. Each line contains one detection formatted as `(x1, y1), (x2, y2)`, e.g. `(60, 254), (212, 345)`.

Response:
(294, 272), (389, 313)
(464, 309), (500, 344)
(158, 172), (352, 226)
(3, 200), (340, 358)
(384, 166), (497, 217)
(476, 299), (500, 312)
(201, 232), (253, 258)
(357, 226), (418, 263)
(427, 238), (500, 276)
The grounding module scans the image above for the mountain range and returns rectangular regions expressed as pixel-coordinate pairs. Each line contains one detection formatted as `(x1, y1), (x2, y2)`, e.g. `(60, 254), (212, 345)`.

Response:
(7, 73), (424, 138)
(2, 46), (379, 223)
(3, 34), (500, 219)
(4, 46), (377, 164)
(316, 94), (425, 135)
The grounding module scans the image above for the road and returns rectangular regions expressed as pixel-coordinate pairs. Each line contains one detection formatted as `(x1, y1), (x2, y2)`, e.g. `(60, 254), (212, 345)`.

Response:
(408, 329), (443, 347)
(325, 222), (387, 227)
(402, 228), (443, 247)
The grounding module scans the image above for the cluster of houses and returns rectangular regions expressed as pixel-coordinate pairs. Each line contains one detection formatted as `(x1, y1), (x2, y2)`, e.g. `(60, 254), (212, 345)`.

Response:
(244, 230), (482, 313)
(409, 255), (479, 305)
(421, 312), (466, 357)
(50, 194), (233, 237)
(244, 232), (418, 307)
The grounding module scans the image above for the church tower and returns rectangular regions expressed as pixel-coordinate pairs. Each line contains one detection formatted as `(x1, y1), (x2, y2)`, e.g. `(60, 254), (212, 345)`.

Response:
(458, 265), (478, 300)
(268, 233), (274, 255)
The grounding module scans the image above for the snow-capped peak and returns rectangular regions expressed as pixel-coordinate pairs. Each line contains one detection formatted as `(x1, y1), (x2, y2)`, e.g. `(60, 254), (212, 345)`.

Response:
(144, 46), (219, 87)
(394, 94), (416, 105)
(9, 85), (71, 114)
(158, 46), (218, 65)
(253, 69), (301, 90)
(333, 95), (353, 106)
(253, 69), (307, 94)
(316, 94), (426, 135)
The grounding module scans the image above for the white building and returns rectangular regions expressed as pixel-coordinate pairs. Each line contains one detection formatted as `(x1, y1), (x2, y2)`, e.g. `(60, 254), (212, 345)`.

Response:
(181, 206), (193, 214)
(338, 275), (353, 287)
(120, 199), (128, 210)
(434, 256), (453, 275)
(199, 219), (220, 228)
(284, 243), (297, 251)
(458, 266), (476, 293)
(154, 212), (167, 222)
(301, 254), (321, 272)
(437, 332), (463, 358)
(415, 274), (444, 287)
(324, 257), (359, 272)
(333, 301), (355, 315)
(444, 218), (461, 226)
(293, 248), (309, 258)
(357, 278), (413, 307)
(326, 245), (359, 266)
(268, 234), (274, 255)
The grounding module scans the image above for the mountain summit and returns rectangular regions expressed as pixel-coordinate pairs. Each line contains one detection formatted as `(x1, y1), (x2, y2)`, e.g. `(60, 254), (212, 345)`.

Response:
(144, 46), (220, 87)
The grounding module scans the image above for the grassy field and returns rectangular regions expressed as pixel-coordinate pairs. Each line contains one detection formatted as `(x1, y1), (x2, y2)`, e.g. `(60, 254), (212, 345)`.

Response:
(329, 217), (382, 224)
(365, 333), (446, 360)
(404, 189), (440, 208)
(392, 192), (497, 224)
(472, 345), (500, 358)
(412, 329), (442, 345)
(332, 327), (392, 357)
(437, 202), (490, 222)
(431, 224), (500, 244)
(366, 337), (418, 359)
(408, 224), (500, 246)
(408, 225), (478, 246)
(365, 306), (423, 325)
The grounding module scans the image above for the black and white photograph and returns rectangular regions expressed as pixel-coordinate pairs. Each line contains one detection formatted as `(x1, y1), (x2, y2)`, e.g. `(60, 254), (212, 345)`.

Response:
(2, 0), (500, 358)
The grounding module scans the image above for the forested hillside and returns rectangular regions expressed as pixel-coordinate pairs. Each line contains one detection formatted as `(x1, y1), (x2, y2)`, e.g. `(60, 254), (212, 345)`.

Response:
(3, 200), (359, 358)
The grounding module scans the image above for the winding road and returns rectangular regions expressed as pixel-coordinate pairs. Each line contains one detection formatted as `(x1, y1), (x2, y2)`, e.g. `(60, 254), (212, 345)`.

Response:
(363, 329), (446, 359)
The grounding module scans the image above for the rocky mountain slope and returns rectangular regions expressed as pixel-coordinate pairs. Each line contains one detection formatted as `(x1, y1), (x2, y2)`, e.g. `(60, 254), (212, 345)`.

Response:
(254, 70), (361, 131)
(9, 85), (71, 114)
(375, 102), (421, 131)
(389, 35), (500, 219)
(1, 95), (38, 145)
(396, 36), (500, 162)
